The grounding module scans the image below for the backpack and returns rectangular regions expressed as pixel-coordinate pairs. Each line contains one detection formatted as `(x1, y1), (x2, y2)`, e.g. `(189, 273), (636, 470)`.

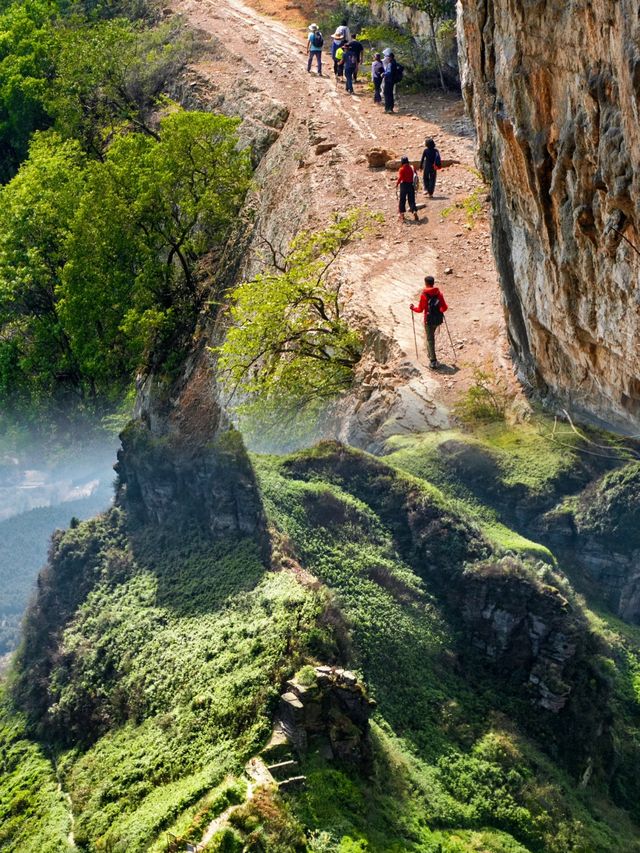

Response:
(394, 62), (404, 83)
(434, 149), (442, 170)
(312, 31), (324, 48)
(344, 50), (357, 69)
(427, 294), (443, 326)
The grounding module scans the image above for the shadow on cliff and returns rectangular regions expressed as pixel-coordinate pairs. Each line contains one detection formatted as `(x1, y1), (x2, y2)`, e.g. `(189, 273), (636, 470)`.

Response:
(116, 422), (271, 617)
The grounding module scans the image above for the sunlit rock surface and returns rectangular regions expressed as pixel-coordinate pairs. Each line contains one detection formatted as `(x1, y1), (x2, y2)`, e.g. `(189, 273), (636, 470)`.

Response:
(459, 0), (640, 430)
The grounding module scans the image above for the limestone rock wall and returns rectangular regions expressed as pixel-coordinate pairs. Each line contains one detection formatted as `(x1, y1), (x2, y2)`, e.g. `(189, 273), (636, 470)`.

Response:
(459, 0), (640, 430)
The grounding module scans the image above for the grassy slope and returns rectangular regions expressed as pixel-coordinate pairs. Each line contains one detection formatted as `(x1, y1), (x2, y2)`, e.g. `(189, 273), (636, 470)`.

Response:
(1, 429), (640, 851)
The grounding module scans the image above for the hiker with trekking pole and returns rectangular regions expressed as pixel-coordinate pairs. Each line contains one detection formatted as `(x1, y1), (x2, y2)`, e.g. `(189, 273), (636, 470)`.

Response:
(410, 276), (451, 369)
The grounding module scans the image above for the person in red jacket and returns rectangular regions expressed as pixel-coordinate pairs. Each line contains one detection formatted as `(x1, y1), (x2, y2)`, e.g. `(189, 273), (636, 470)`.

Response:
(396, 156), (418, 222)
(410, 275), (448, 368)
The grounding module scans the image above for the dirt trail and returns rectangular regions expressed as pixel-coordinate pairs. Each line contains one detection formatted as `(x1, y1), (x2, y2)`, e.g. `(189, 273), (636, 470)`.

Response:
(174, 0), (514, 437)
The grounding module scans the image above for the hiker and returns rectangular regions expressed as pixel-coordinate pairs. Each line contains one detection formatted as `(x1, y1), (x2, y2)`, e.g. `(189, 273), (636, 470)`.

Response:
(371, 52), (383, 102)
(335, 43), (345, 81)
(383, 49), (398, 113)
(396, 156), (419, 222)
(343, 44), (357, 94)
(410, 276), (448, 369)
(420, 137), (442, 197)
(332, 20), (351, 44)
(330, 20), (350, 76)
(347, 36), (364, 82)
(307, 24), (323, 75)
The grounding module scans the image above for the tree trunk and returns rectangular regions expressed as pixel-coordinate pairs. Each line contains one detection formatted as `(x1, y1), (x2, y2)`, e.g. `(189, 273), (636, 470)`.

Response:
(429, 16), (447, 92)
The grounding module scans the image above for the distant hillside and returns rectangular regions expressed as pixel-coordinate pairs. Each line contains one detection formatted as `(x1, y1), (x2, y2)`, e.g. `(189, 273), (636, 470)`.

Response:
(0, 488), (112, 659)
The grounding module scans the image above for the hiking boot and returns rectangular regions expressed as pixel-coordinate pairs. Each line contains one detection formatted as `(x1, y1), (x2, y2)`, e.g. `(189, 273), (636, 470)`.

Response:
(429, 359), (439, 369)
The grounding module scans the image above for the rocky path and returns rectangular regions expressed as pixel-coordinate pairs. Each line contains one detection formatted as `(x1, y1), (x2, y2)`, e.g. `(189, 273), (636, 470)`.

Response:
(173, 0), (514, 444)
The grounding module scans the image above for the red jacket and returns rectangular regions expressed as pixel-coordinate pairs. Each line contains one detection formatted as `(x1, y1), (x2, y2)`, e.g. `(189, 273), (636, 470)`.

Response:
(411, 286), (448, 318)
(396, 163), (415, 185)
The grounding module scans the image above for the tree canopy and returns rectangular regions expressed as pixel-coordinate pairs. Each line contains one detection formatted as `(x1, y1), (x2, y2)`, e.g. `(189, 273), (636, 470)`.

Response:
(217, 210), (380, 435)
(0, 111), (252, 415)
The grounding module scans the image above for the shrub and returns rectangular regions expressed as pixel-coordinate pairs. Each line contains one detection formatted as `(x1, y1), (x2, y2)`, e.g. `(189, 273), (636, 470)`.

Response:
(452, 369), (511, 425)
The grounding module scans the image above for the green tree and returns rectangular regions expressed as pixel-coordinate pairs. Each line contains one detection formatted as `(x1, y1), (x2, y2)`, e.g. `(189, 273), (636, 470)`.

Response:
(60, 110), (252, 386)
(395, 0), (454, 90)
(0, 131), (87, 409)
(0, 0), (58, 181)
(0, 110), (251, 413)
(48, 18), (192, 158)
(217, 210), (378, 430)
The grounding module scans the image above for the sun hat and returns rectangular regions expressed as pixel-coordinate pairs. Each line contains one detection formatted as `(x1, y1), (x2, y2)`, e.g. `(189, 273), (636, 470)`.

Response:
(382, 48), (392, 56)
(309, 23), (318, 30)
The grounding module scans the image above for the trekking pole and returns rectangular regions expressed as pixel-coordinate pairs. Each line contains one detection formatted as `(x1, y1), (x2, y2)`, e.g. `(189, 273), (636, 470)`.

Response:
(410, 310), (419, 358)
(443, 315), (457, 365)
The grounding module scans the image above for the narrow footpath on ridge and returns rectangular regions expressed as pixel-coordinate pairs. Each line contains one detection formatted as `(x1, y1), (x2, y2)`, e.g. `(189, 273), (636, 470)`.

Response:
(173, 0), (516, 439)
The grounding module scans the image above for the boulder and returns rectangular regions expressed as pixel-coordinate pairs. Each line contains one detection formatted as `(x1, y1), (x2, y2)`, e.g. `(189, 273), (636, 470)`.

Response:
(366, 147), (396, 168)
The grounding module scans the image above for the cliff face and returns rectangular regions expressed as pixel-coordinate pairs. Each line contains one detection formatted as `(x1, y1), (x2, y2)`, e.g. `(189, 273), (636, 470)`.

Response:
(459, 0), (640, 430)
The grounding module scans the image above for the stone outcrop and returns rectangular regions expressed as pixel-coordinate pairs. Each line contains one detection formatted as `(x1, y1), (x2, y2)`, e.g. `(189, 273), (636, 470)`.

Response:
(267, 666), (375, 773)
(116, 423), (264, 538)
(459, 0), (640, 431)
(450, 557), (615, 778)
(456, 561), (581, 712)
(540, 462), (640, 622)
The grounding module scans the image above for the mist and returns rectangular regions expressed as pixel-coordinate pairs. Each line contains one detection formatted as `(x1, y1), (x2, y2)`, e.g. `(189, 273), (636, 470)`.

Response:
(0, 432), (119, 666)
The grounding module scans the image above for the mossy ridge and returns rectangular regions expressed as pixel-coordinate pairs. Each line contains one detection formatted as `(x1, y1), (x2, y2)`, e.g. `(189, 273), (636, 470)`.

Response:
(384, 418), (625, 524)
(51, 564), (323, 850)
(3, 437), (640, 851)
(253, 443), (640, 852)
(572, 461), (640, 552)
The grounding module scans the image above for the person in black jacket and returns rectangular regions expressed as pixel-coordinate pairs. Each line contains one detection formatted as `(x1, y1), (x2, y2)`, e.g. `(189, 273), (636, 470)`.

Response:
(419, 138), (441, 197)
(347, 36), (364, 81)
(383, 50), (397, 113)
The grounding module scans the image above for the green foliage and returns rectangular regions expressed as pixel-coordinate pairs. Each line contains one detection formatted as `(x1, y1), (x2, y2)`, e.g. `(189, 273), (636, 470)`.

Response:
(228, 784), (307, 851)
(61, 110), (251, 386)
(295, 664), (318, 687)
(0, 704), (72, 852)
(0, 132), (87, 410)
(48, 18), (192, 158)
(205, 827), (244, 851)
(0, 0), (57, 182)
(394, 0), (455, 22)
(574, 462), (640, 551)
(442, 185), (485, 228)
(0, 111), (251, 412)
(452, 369), (511, 425)
(217, 211), (378, 435)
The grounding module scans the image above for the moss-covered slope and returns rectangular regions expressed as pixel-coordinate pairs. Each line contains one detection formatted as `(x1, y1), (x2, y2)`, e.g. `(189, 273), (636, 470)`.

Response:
(2, 437), (640, 852)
